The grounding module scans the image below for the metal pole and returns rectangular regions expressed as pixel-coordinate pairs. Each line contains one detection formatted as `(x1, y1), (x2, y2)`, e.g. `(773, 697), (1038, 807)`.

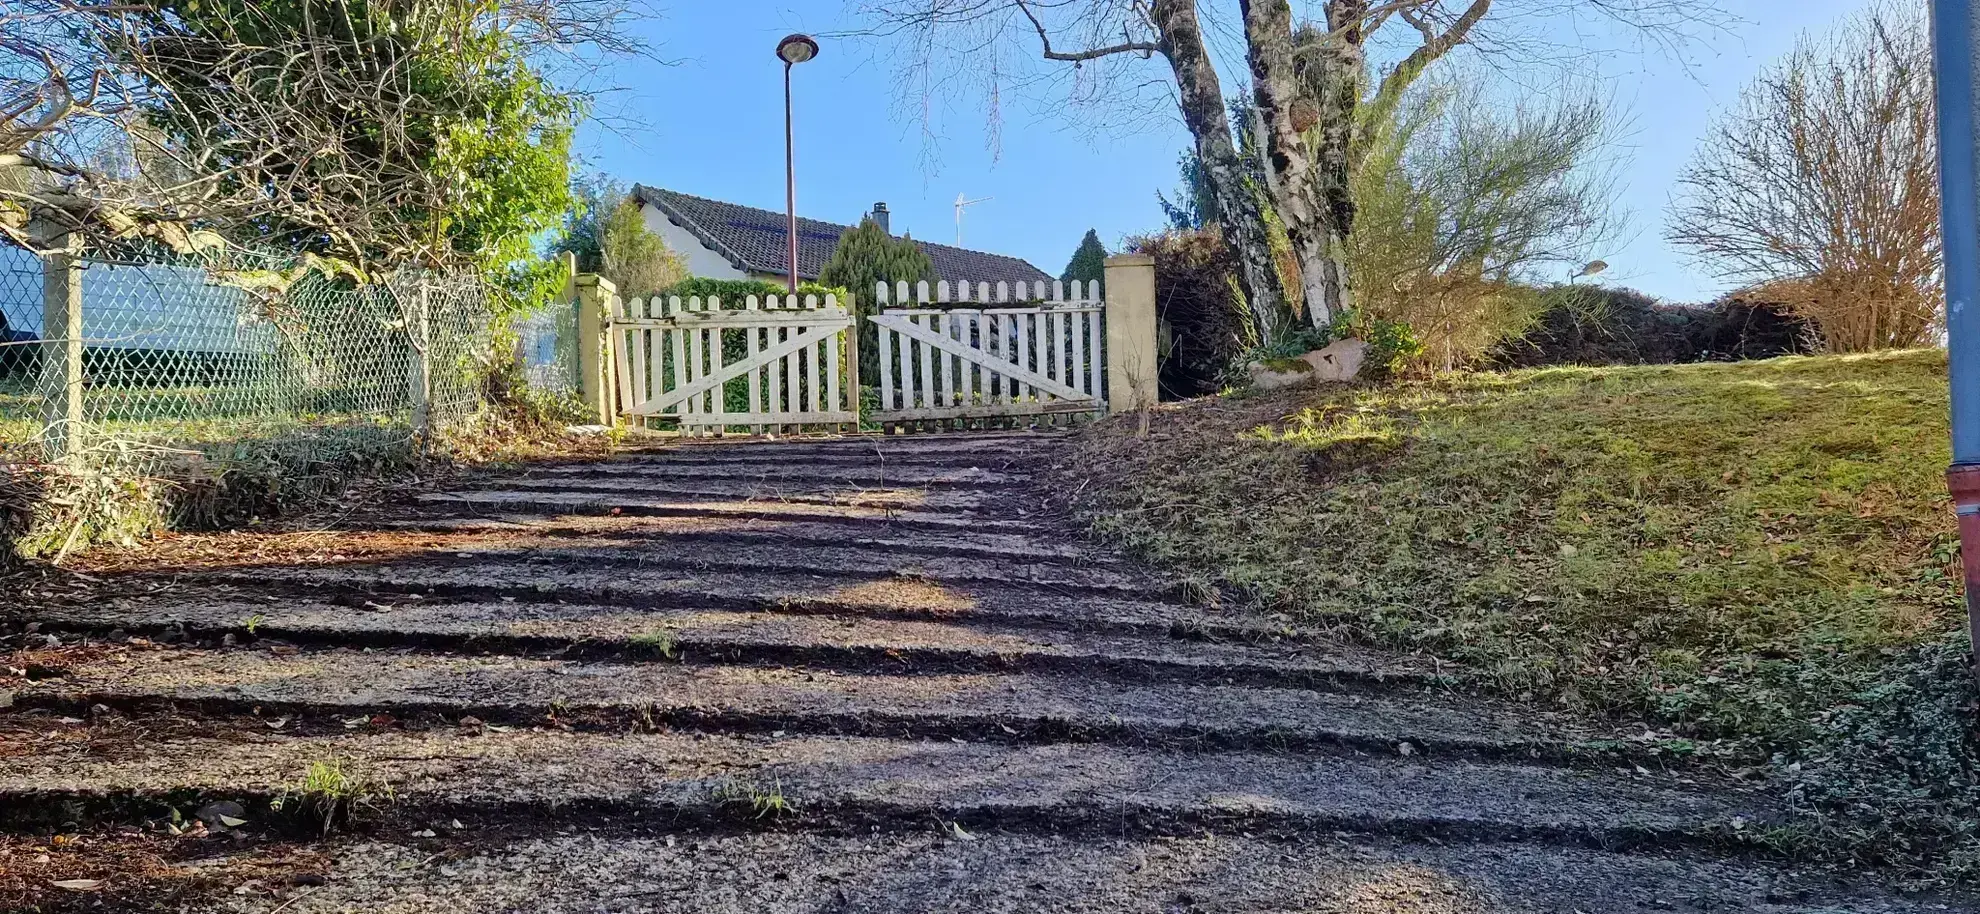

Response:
(1931, 0), (1980, 679)
(784, 60), (799, 294)
(40, 233), (84, 467)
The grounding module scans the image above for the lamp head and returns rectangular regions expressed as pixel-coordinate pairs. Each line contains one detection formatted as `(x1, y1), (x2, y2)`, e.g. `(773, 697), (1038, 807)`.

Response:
(777, 34), (819, 65)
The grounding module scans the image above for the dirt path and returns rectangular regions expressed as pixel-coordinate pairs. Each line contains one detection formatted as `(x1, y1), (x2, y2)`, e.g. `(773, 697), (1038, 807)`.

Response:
(0, 433), (1961, 912)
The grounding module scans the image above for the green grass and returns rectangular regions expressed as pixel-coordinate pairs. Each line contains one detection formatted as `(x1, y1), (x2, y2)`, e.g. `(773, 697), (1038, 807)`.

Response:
(1065, 349), (1978, 882)
(713, 778), (796, 819)
(274, 759), (391, 836)
(629, 628), (678, 660)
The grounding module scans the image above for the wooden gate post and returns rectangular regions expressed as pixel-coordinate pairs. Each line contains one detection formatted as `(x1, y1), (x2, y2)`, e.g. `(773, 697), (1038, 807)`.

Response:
(40, 237), (85, 466)
(575, 273), (617, 426)
(1102, 254), (1159, 413)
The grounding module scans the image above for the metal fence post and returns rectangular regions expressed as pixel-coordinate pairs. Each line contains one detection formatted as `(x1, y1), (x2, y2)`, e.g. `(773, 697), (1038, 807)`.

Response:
(575, 273), (617, 426)
(408, 279), (433, 444)
(40, 238), (84, 466)
(1102, 254), (1159, 414)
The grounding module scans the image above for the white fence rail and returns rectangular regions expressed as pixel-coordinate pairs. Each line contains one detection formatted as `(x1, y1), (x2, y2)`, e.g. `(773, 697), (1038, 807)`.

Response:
(610, 293), (856, 434)
(870, 280), (1105, 426)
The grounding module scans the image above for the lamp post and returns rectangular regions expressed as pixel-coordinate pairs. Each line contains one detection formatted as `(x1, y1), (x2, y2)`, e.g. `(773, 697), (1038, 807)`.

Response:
(1930, 0), (1980, 681)
(777, 33), (819, 294)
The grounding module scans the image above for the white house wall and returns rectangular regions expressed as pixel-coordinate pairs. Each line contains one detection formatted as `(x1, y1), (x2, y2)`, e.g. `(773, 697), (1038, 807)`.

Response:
(640, 203), (749, 280)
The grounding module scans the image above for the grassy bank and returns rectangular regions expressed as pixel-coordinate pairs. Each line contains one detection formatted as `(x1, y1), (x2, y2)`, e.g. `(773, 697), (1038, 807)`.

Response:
(1060, 349), (1977, 881)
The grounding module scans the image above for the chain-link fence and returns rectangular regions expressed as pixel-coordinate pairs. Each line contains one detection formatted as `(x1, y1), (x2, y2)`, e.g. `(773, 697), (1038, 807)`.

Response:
(1, 244), (497, 554)
(515, 297), (579, 395)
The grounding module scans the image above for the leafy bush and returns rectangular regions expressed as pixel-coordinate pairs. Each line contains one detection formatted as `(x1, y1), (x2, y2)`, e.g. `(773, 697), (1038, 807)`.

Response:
(1348, 67), (1616, 372)
(1060, 229), (1108, 288)
(817, 217), (934, 385)
(1231, 309), (1421, 385)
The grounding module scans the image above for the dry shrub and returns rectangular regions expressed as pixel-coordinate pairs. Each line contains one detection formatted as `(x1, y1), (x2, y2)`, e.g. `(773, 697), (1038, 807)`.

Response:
(1668, 1), (1940, 353)
(1129, 230), (1256, 399)
(0, 463), (39, 569)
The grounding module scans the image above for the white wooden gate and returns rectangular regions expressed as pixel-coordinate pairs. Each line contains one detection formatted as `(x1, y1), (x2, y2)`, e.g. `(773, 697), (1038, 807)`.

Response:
(869, 280), (1105, 427)
(611, 292), (857, 434)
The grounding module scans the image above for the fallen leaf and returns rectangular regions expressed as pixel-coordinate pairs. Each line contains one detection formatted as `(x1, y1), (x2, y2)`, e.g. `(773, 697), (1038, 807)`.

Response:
(218, 815), (249, 828)
(52, 880), (102, 891)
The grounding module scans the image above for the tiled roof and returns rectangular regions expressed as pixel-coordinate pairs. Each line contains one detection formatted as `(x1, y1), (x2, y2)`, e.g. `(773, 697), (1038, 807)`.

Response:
(632, 186), (1050, 287)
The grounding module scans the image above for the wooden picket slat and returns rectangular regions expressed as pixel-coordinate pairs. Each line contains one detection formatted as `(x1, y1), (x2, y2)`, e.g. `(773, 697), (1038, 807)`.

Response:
(938, 311), (956, 408)
(1087, 308), (1104, 399)
(745, 296), (763, 433)
(959, 311), (979, 409)
(879, 315), (896, 411)
(916, 313), (935, 410)
(1069, 308), (1087, 399)
(707, 296), (725, 420)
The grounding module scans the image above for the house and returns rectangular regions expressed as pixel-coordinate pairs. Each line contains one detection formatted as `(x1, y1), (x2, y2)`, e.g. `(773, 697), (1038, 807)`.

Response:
(632, 185), (1050, 289)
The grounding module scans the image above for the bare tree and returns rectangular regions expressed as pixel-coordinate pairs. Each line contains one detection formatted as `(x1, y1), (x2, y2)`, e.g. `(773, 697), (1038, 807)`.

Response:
(852, 0), (1718, 342)
(1667, 1), (1938, 353)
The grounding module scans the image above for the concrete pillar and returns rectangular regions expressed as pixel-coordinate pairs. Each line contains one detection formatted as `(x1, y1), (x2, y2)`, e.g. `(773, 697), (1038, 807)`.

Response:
(575, 273), (617, 426)
(40, 239), (84, 465)
(1102, 254), (1159, 413)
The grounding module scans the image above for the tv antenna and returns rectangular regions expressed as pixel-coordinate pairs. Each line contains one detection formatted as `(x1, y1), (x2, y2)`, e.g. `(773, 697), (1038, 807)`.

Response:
(954, 193), (992, 246)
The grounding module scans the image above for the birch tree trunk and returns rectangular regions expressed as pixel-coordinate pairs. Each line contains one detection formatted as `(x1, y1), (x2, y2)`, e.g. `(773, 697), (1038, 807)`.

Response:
(1151, 0), (1292, 342)
(1243, 0), (1363, 330)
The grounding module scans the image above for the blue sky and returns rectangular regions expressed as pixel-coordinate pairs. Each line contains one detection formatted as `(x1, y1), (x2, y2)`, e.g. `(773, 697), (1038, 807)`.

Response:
(573, 1), (1874, 303)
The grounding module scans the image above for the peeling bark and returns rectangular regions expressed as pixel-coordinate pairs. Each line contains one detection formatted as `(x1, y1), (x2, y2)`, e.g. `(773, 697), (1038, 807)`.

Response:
(1151, 0), (1291, 341)
(1244, 1), (1363, 330)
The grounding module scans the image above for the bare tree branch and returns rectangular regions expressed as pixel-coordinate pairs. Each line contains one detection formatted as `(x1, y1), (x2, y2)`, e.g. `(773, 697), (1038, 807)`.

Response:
(1668, 0), (1937, 352)
(1016, 0), (1160, 59)
(849, 0), (1726, 340)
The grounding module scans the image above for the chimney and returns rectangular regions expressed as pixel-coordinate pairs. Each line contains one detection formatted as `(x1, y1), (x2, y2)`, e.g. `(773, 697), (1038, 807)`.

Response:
(871, 202), (891, 235)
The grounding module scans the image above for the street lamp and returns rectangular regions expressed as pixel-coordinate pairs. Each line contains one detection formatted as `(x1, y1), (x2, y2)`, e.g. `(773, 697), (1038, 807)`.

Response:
(777, 33), (819, 294)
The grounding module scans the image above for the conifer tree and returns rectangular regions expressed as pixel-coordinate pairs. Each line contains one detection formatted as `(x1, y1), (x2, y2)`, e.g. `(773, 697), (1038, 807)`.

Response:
(819, 217), (936, 383)
(1061, 229), (1108, 292)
